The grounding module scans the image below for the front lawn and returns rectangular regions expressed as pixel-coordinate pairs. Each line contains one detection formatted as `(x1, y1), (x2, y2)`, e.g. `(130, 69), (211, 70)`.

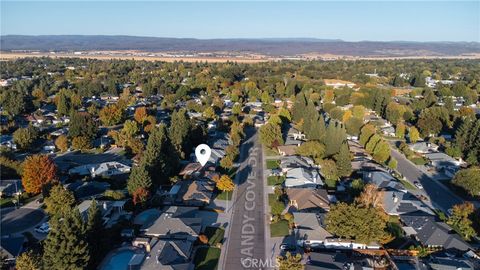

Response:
(409, 156), (428, 165)
(204, 226), (225, 246)
(399, 179), (416, 190)
(267, 176), (285, 186)
(216, 191), (232, 201)
(270, 219), (289, 237)
(194, 247), (221, 270)
(269, 193), (285, 216)
(266, 159), (280, 169)
(0, 197), (14, 207)
(264, 147), (279, 156)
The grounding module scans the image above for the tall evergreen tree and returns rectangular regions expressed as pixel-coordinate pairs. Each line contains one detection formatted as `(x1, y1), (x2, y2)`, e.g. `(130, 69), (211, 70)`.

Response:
(292, 92), (307, 123)
(127, 164), (152, 195)
(169, 108), (191, 158)
(43, 209), (89, 270)
(335, 143), (352, 177)
(86, 200), (104, 270)
(325, 121), (346, 157)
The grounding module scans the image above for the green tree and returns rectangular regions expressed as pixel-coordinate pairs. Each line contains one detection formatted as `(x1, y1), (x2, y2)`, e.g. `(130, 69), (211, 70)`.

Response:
(388, 158), (398, 170)
(372, 140), (391, 163)
(169, 108), (191, 158)
(326, 202), (390, 244)
(452, 167), (480, 198)
(277, 252), (303, 270)
(325, 121), (346, 157)
(0, 90), (26, 116)
(359, 124), (376, 147)
(122, 120), (139, 137)
(203, 106), (216, 120)
(395, 122), (406, 139)
(16, 250), (42, 270)
(44, 184), (76, 217)
(43, 209), (89, 270)
(408, 126), (420, 143)
(86, 200), (104, 269)
(127, 164), (152, 195)
(259, 123), (283, 148)
(365, 134), (381, 153)
(56, 91), (70, 116)
(335, 143), (352, 177)
(13, 125), (38, 150)
(69, 112), (97, 140)
(295, 141), (325, 164)
(345, 117), (363, 136)
(320, 159), (338, 182)
(447, 202), (477, 241)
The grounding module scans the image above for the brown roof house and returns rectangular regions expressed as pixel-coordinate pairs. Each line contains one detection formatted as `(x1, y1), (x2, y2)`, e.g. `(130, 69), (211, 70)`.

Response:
(286, 188), (330, 213)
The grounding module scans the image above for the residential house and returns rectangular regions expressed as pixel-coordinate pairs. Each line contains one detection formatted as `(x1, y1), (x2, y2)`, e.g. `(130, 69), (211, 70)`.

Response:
(68, 161), (131, 177)
(424, 152), (462, 172)
(168, 179), (215, 206)
(382, 190), (433, 216)
(293, 212), (332, 247)
(179, 162), (203, 179)
(138, 238), (194, 270)
(284, 167), (323, 188)
(77, 199), (126, 228)
(280, 155), (316, 172)
(324, 79), (355, 89)
(0, 236), (25, 264)
(362, 171), (407, 193)
(286, 188), (330, 212)
(0, 135), (16, 150)
(400, 211), (472, 253)
(426, 256), (477, 270)
(287, 126), (306, 141)
(142, 206), (201, 240)
(408, 142), (439, 154)
(0, 179), (22, 197)
(380, 126), (395, 137)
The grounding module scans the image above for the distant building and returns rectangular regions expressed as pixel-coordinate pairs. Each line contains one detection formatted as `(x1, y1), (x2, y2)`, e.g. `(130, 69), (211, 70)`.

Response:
(324, 79), (355, 89)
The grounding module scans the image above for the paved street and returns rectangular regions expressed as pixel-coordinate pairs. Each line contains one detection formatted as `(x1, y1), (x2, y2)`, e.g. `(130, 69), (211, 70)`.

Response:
(390, 147), (463, 212)
(1, 201), (46, 236)
(223, 127), (268, 270)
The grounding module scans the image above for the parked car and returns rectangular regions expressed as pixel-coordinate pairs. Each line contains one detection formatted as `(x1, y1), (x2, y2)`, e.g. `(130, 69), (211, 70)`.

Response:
(413, 181), (423, 189)
(35, 222), (50, 234)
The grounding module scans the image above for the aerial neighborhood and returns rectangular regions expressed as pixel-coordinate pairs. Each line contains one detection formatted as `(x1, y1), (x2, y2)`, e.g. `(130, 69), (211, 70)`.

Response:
(1, 57), (480, 270)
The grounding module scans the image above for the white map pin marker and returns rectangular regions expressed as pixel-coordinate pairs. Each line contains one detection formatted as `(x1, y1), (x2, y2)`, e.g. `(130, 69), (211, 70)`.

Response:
(195, 144), (211, 166)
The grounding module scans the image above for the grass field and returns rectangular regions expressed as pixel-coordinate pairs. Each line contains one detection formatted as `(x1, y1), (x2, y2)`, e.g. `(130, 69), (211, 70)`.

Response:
(267, 176), (285, 186)
(216, 191), (232, 201)
(204, 226), (225, 246)
(194, 247), (221, 270)
(266, 159), (280, 170)
(270, 220), (289, 237)
(399, 179), (416, 190)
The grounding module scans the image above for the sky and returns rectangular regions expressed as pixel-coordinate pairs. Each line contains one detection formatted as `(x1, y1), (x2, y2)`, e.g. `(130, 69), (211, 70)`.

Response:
(1, 1), (479, 42)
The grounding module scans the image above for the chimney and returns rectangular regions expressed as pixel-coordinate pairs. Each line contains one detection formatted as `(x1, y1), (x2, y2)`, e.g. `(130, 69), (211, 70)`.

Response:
(393, 193), (398, 203)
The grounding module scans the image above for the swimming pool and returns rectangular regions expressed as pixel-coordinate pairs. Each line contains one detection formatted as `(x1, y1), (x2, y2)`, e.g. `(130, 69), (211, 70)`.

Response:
(134, 208), (161, 226)
(100, 249), (135, 270)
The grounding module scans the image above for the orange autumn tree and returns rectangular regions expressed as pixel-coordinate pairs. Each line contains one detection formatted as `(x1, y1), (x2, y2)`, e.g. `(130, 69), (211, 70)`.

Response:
(134, 107), (148, 125)
(132, 187), (150, 205)
(22, 155), (58, 194)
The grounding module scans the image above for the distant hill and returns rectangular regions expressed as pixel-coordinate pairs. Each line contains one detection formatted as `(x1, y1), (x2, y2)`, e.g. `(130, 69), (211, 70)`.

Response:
(1, 35), (479, 57)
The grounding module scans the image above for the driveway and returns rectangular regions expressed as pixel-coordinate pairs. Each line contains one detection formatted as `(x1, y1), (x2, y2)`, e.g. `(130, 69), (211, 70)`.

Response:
(1, 207), (45, 236)
(222, 127), (268, 270)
